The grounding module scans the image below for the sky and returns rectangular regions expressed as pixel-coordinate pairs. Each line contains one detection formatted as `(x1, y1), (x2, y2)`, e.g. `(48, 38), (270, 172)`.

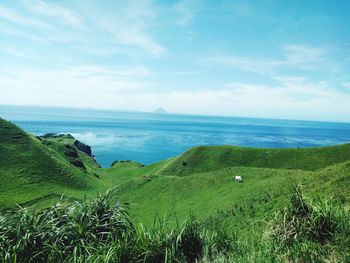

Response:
(0, 0), (350, 122)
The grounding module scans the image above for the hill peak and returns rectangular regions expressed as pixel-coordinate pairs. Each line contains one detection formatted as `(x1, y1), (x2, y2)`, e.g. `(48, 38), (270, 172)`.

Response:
(153, 107), (168, 114)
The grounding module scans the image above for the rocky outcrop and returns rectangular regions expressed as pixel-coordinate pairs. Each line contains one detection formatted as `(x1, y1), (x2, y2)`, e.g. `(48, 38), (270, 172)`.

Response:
(41, 133), (75, 139)
(38, 133), (96, 166)
(73, 140), (92, 157)
(62, 144), (86, 170)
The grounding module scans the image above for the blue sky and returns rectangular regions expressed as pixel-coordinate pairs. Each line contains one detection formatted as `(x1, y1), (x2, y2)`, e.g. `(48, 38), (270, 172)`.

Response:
(0, 0), (350, 121)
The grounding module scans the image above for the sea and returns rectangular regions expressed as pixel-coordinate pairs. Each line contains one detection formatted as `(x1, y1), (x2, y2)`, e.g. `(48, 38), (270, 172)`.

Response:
(1, 105), (350, 168)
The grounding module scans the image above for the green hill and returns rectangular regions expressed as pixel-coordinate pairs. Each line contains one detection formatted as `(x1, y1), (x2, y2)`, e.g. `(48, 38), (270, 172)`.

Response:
(156, 144), (350, 176)
(1, 117), (350, 235)
(109, 160), (350, 228)
(0, 118), (99, 207)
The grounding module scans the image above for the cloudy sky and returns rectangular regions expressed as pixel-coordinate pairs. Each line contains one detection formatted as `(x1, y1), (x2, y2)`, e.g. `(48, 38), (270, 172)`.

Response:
(0, 0), (350, 122)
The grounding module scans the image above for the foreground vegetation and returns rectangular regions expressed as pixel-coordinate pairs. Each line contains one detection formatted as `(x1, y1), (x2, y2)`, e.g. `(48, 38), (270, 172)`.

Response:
(1, 187), (349, 262)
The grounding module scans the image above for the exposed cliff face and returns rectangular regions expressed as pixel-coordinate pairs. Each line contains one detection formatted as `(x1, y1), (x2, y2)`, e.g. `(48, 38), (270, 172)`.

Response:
(73, 140), (92, 157)
(39, 133), (93, 157)
(37, 133), (99, 170)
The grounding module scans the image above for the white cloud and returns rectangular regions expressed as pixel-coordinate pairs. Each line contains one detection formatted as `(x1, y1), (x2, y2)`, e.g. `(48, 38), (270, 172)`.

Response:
(0, 5), (48, 28)
(0, 5), (84, 44)
(4, 47), (30, 58)
(271, 44), (329, 69)
(202, 55), (270, 74)
(132, 77), (349, 121)
(0, 1), (165, 56)
(84, 0), (166, 56)
(203, 44), (331, 74)
(24, 0), (83, 28)
(342, 82), (350, 89)
(173, 0), (200, 26)
(0, 65), (155, 109)
(70, 65), (152, 79)
(1, 65), (349, 122)
(120, 83), (350, 122)
(219, 78), (350, 120)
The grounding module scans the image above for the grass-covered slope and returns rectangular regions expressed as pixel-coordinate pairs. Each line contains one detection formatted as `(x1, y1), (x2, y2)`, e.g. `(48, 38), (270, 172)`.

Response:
(0, 118), (97, 207)
(1, 117), (350, 236)
(111, 160), (350, 228)
(156, 144), (350, 176)
(1, 118), (350, 262)
(91, 143), (350, 231)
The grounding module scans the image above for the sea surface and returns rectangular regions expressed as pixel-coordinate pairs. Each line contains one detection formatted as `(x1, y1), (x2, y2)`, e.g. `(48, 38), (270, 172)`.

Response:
(1, 105), (350, 168)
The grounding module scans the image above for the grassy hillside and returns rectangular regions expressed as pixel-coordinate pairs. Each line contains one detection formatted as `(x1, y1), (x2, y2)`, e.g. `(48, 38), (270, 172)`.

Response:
(0, 118), (165, 208)
(156, 144), (350, 176)
(106, 161), (350, 231)
(0, 118), (99, 207)
(1, 117), (350, 233)
(1, 118), (350, 261)
(98, 143), (350, 229)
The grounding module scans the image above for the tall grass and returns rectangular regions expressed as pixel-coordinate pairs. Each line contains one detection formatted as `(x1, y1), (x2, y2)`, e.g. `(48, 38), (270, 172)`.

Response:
(0, 192), (211, 262)
(1, 187), (350, 262)
(0, 191), (133, 262)
(265, 185), (350, 262)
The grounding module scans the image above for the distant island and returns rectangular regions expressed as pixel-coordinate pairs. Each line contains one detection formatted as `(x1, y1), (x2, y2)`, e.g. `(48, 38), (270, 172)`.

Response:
(153, 107), (168, 114)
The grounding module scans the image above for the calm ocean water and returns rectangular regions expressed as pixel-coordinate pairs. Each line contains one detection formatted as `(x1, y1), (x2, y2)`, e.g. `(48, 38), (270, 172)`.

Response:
(1, 105), (350, 167)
